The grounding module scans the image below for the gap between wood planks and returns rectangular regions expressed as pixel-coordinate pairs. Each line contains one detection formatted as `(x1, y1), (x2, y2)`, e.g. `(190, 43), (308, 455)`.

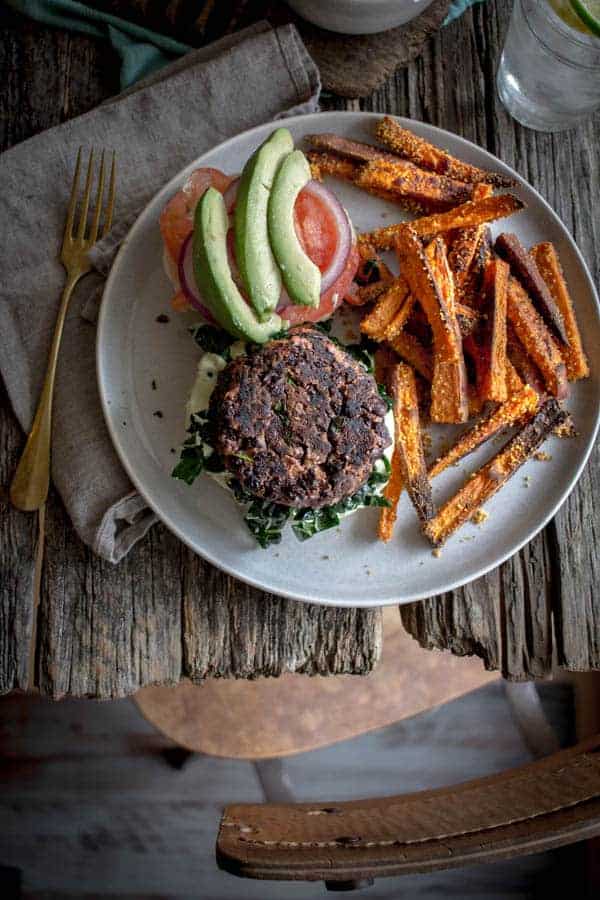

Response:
(27, 505), (45, 691)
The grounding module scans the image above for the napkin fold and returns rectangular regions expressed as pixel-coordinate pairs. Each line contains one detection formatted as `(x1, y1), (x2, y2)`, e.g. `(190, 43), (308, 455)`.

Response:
(0, 22), (321, 562)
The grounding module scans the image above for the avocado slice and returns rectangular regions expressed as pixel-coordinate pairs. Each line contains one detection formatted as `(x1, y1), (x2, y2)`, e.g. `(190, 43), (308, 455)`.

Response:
(234, 128), (294, 320)
(193, 188), (283, 344)
(268, 150), (321, 308)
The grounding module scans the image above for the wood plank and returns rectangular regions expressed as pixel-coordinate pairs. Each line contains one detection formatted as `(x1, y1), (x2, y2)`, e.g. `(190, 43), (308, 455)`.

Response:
(138, 608), (495, 758)
(0, 11), (382, 698)
(182, 549), (382, 680)
(1, 0), (598, 696)
(342, 0), (599, 679)
(0, 385), (37, 693)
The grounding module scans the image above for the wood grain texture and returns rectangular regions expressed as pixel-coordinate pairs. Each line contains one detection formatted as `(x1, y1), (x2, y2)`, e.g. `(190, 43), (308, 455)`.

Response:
(0, 7), (381, 699)
(137, 609), (495, 758)
(0, 0), (598, 698)
(89, 0), (451, 98)
(371, 0), (600, 677)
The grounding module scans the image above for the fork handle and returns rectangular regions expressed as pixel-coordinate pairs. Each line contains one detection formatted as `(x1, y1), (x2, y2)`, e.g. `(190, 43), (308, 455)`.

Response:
(10, 273), (81, 511)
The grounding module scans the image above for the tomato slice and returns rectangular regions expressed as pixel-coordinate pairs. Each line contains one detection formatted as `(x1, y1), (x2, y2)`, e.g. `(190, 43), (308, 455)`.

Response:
(160, 168), (234, 263)
(283, 244), (360, 325)
(294, 187), (339, 272)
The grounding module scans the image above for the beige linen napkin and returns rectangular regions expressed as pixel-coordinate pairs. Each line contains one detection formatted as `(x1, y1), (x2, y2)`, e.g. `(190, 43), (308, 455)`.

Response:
(0, 22), (320, 562)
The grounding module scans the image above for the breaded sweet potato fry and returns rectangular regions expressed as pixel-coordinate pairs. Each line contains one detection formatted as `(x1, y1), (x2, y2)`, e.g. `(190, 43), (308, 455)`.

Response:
(495, 233), (568, 345)
(506, 277), (568, 399)
(461, 227), (493, 308)
(396, 229), (468, 423)
(506, 323), (546, 395)
(448, 226), (486, 293)
(506, 359), (524, 395)
(357, 280), (394, 305)
(382, 293), (417, 341)
(531, 242), (589, 380)
(423, 398), (567, 546)
(360, 278), (410, 339)
(428, 384), (539, 478)
(455, 303), (480, 337)
(307, 151), (359, 183)
(473, 184), (494, 200)
(478, 256), (509, 403)
(355, 158), (474, 212)
(364, 194), (524, 251)
(388, 331), (433, 381)
(389, 363), (434, 524)
(375, 117), (516, 187)
(306, 133), (398, 164)
(308, 151), (430, 213)
(378, 446), (404, 542)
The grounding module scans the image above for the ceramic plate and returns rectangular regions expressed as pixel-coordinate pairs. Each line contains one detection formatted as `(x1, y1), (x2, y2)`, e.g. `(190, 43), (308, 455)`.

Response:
(97, 112), (600, 607)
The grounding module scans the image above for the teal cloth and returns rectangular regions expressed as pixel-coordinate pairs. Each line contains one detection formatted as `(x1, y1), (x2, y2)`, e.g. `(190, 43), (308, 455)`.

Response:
(6, 0), (486, 89)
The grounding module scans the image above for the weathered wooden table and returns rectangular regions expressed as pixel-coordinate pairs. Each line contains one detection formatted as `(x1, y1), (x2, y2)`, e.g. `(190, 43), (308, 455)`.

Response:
(1, 0), (598, 699)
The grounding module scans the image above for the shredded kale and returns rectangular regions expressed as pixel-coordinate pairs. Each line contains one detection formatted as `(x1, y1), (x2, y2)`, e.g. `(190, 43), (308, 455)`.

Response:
(171, 411), (224, 485)
(361, 258), (382, 284)
(378, 383), (393, 411)
(191, 324), (236, 359)
(244, 501), (293, 549)
(291, 462), (391, 542)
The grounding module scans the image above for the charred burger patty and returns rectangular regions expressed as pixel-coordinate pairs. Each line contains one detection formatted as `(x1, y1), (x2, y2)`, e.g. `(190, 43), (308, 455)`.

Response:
(209, 328), (391, 509)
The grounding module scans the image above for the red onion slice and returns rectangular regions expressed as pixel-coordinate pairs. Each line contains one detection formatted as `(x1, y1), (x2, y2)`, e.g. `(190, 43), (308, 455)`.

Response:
(299, 180), (352, 295)
(223, 177), (240, 214)
(178, 233), (216, 324)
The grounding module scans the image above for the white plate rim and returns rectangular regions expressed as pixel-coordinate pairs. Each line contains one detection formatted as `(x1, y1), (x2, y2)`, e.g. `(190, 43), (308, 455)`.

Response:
(97, 111), (600, 608)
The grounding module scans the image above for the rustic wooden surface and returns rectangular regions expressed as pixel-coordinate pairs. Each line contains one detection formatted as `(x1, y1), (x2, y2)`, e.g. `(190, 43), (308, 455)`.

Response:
(86, 0), (452, 98)
(0, 0), (598, 698)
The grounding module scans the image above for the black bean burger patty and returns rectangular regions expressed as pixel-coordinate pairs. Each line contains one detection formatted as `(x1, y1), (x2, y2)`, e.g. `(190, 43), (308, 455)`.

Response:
(209, 327), (391, 508)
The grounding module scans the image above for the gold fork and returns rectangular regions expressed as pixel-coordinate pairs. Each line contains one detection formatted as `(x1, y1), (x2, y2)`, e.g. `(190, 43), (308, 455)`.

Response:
(10, 148), (116, 511)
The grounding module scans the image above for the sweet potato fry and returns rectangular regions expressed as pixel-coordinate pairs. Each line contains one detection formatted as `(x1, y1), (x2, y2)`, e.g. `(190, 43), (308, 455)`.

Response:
(306, 133), (398, 165)
(388, 331), (433, 381)
(363, 194), (524, 251)
(455, 303), (480, 337)
(389, 363), (434, 524)
(477, 256), (509, 403)
(355, 158), (474, 213)
(423, 397), (567, 546)
(506, 359), (524, 395)
(375, 117), (517, 187)
(308, 151), (429, 213)
(382, 293), (417, 341)
(531, 242), (589, 380)
(495, 233), (568, 345)
(473, 184), (494, 201)
(449, 226), (484, 289)
(360, 278), (410, 339)
(506, 323), (546, 395)
(378, 446), (404, 542)
(396, 229), (468, 423)
(428, 384), (539, 478)
(460, 227), (493, 309)
(506, 277), (568, 399)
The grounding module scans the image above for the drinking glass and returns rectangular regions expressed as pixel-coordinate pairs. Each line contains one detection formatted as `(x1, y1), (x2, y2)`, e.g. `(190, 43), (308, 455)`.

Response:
(497, 0), (600, 131)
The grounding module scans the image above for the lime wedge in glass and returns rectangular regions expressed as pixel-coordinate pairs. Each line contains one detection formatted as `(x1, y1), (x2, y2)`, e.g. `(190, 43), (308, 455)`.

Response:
(549, 0), (600, 34)
(570, 0), (600, 35)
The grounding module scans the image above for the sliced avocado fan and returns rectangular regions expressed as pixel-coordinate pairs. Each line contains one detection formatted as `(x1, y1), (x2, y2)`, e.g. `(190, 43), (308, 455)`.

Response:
(268, 150), (321, 308)
(193, 188), (283, 344)
(234, 128), (294, 320)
